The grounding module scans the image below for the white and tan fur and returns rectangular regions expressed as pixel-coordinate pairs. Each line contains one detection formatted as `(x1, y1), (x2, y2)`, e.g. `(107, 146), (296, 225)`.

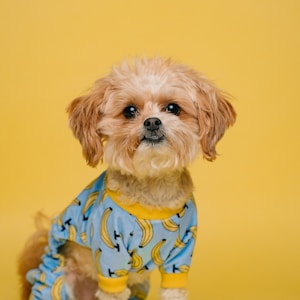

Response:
(18, 57), (236, 300)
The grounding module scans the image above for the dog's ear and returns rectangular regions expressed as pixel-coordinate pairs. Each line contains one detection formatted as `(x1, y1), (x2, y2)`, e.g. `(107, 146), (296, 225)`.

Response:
(194, 76), (236, 161)
(67, 78), (110, 167)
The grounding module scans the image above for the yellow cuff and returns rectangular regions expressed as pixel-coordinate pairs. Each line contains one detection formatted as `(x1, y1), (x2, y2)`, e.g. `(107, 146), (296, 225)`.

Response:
(98, 274), (129, 293)
(161, 273), (189, 289)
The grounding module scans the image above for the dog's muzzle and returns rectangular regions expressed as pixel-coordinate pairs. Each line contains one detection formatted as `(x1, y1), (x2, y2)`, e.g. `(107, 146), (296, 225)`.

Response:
(142, 117), (164, 144)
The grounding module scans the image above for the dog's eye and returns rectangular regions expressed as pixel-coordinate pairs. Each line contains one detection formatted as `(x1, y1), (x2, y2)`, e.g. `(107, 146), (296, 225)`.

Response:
(123, 105), (138, 119)
(165, 103), (181, 116)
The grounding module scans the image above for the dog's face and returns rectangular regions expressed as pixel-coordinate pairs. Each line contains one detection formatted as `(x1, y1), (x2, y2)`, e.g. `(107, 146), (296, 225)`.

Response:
(68, 57), (236, 177)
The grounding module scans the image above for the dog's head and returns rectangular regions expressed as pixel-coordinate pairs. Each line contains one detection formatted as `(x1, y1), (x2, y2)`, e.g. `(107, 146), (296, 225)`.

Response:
(68, 57), (236, 177)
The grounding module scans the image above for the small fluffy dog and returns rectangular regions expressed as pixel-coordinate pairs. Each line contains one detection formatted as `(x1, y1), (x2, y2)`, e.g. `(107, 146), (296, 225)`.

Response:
(18, 57), (236, 300)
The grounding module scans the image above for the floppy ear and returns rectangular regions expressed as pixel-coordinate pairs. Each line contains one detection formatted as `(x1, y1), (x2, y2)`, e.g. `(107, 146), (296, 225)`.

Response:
(195, 78), (236, 161)
(67, 78), (110, 167)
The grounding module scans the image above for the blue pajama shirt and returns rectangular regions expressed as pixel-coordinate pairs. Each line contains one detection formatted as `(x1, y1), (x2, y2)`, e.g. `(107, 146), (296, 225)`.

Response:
(27, 171), (198, 299)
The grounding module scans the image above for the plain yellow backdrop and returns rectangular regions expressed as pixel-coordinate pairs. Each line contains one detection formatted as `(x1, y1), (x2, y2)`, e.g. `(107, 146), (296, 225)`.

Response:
(1, 0), (299, 299)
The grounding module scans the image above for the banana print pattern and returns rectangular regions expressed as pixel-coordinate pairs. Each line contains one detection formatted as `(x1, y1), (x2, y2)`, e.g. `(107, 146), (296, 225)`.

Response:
(137, 265), (150, 274)
(176, 203), (188, 218)
(151, 239), (167, 266)
(129, 250), (143, 269)
(95, 248), (102, 274)
(178, 265), (190, 273)
(136, 218), (153, 247)
(80, 232), (87, 243)
(174, 235), (186, 249)
(100, 207), (115, 249)
(51, 276), (64, 300)
(189, 226), (197, 240)
(82, 191), (99, 219)
(162, 217), (179, 231)
(27, 171), (198, 299)
(113, 269), (129, 277)
(35, 284), (46, 294)
(68, 224), (77, 241)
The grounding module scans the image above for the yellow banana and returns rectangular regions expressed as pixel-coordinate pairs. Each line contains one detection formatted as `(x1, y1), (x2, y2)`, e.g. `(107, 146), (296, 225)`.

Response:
(39, 272), (46, 284)
(36, 284), (46, 293)
(178, 265), (190, 273)
(100, 207), (115, 248)
(99, 191), (109, 204)
(174, 235), (186, 249)
(80, 232), (87, 243)
(162, 218), (179, 232)
(151, 239), (166, 266)
(136, 219), (153, 248)
(189, 226), (197, 240)
(68, 225), (77, 241)
(82, 192), (99, 217)
(177, 207), (186, 218)
(71, 198), (81, 206)
(114, 269), (129, 277)
(95, 248), (102, 274)
(35, 273), (46, 293)
(137, 265), (149, 274)
(50, 276), (64, 300)
(174, 226), (197, 249)
(129, 250), (143, 269)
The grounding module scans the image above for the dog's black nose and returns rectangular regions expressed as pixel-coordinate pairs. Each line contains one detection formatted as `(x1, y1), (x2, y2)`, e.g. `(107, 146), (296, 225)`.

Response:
(144, 117), (162, 131)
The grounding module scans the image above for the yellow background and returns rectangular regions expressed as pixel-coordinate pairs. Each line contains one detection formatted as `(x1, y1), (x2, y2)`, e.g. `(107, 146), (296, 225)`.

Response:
(1, 0), (299, 299)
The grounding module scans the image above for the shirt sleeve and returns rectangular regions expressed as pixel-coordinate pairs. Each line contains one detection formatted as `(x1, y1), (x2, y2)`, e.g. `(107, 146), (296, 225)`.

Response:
(160, 226), (197, 284)
(90, 204), (132, 293)
(160, 201), (197, 288)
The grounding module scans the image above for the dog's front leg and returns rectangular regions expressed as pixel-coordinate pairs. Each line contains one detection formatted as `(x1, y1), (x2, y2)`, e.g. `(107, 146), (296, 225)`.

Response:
(160, 288), (188, 300)
(95, 288), (131, 300)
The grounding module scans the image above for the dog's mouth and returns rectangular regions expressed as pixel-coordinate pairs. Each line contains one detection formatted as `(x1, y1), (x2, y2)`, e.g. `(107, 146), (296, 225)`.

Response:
(141, 131), (165, 144)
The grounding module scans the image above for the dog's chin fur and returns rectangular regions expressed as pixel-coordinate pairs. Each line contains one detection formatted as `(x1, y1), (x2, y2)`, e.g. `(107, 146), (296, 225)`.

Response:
(132, 142), (198, 178)
(18, 57), (236, 300)
(104, 138), (200, 179)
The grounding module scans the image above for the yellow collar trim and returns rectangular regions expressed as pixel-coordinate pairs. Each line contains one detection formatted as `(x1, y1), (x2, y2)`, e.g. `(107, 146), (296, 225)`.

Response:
(106, 189), (184, 220)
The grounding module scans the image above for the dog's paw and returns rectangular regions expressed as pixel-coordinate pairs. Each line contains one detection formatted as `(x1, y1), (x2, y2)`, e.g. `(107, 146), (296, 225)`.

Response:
(95, 288), (131, 300)
(160, 288), (188, 300)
